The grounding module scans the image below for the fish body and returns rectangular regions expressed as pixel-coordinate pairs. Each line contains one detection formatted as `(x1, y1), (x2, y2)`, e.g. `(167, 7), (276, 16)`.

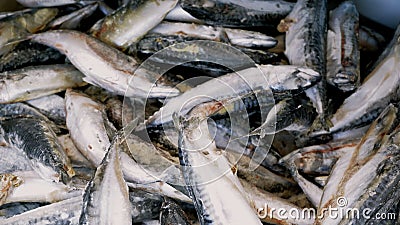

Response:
(177, 110), (262, 225)
(279, 0), (329, 131)
(31, 30), (179, 98)
(79, 137), (132, 225)
(91, 0), (178, 49)
(148, 65), (320, 126)
(0, 64), (86, 104)
(0, 117), (74, 183)
(180, 0), (294, 27)
(326, 1), (360, 92)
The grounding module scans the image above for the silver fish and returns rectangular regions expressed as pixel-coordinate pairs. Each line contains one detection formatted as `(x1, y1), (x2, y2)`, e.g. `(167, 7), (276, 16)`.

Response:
(278, 0), (329, 131)
(91, 0), (178, 49)
(0, 64), (86, 104)
(79, 136), (132, 225)
(326, 1), (360, 92)
(176, 106), (263, 225)
(31, 30), (180, 98)
(180, 0), (294, 28)
(149, 21), (277, 49)
(0, 117), (75, 183)
(15, 0), (93, 7)
(0, 196), (83, 225)
(148, 65), (320, 126)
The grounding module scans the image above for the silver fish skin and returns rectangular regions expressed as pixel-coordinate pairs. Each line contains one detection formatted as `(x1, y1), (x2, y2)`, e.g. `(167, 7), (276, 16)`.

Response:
(0, 196), (83, 225)
(1, 171), (81, 206)
(0, 64), (86, 104)
(328, 28), (400, 133)
(317, 105), (397, 224)
(48, 3), (98, 29)
(148, 65), (320, 126)
(0, 102), (60, 133)
(0, 8), (58, 57)
(176, 109), (263, 225)
(31, 30), (180, 98)
(65, 89), (115, 167)
(26, 94), (66, 125)
(91, 0), (178, 49)
(180, 0), (294, 27)
(15, 0), (93, 7)
(0, 117), (75, 183)
(164, 4), (202, 23)
(278, 0), (329, 131)
(149, 21), (277, 49)
(79, 136), (132, 225)
(0, 146), (33, 174)
(326, 0), (360, 92)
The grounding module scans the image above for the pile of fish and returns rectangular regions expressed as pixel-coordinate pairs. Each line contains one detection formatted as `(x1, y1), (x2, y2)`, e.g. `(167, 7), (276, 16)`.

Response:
(0, 0), (399, 224)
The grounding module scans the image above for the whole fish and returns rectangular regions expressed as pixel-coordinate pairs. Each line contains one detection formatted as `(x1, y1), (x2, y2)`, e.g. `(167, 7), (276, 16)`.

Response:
(148, 65), (320, 126)
(79, 136), (132, 225)
(0, 64), (86, 104)
(91, 0), (178, 49)
(0, 117), (75, 183)
(149, 21), (277, 49)
(326, 1), (360, 92)
(180, 0), (294, 28)
(132, 38), (279, 76)
(278, 0), (329, 132)
(176, 105), (263, 225)
(30, 30), (180, 98)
